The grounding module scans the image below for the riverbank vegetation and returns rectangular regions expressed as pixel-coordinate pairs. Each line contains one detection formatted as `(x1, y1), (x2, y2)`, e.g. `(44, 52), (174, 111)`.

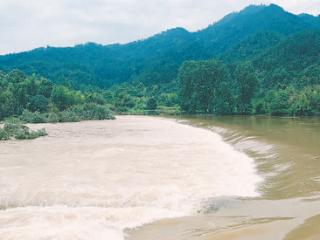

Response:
(0, 70), (115, 123)
(1, 32), (319, 121)
(0, 123), (47, 140)
(179, 31), (320, 116)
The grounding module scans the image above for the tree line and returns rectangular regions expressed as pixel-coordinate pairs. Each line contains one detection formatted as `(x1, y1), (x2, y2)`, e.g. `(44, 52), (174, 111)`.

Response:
(178, 60), (320, 116)
(1, 31), (320, 120)
(0, 70), (114, 122)
(0, 69), (175, 123)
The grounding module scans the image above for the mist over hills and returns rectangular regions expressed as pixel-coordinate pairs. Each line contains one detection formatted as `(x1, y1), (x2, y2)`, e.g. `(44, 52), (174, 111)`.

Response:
(0, 4), (319, 88)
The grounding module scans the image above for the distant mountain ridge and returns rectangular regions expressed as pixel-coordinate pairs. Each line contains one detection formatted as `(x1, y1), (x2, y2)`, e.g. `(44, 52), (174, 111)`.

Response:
(0, 4), (319, 87)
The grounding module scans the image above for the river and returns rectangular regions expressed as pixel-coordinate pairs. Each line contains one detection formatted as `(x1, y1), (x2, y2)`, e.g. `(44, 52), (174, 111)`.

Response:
(0, 116), (319, 239)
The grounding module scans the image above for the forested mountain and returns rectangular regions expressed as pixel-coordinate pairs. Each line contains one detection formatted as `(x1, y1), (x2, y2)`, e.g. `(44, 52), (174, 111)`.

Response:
(1, 3), (320, 119)
(220, 32), (284, 62)
(0, 4), (319, 88)
(179, 30), (320, 116)
(195, 4), (316, 55)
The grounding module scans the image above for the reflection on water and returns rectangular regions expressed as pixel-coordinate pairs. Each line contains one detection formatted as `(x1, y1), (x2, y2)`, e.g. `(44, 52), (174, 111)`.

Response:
(129, 115), (320, 240)
(178, 115), (320, 199)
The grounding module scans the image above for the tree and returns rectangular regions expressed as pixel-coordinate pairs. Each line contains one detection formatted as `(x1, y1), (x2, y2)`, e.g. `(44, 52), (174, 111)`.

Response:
(27, 95), (49, 113)
(235, 62), (258, 114)
(37, 78), (54, 98)
(264, 87), (294, 116)
(179, 61), (197, 113)
(179, 60), (234, 114)
(0, 90), (14, 119)
(146, 98), (157, 110)
(114, 91), (135, 112)
(51, 86), (84, 110)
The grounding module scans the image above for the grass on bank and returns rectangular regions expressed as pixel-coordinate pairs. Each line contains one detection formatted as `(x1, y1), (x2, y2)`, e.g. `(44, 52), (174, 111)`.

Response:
(4, 103), (115, 124)
(0, 123), (47, 141)
(1, 103), (115, 141)
(121, 106), (181, 116)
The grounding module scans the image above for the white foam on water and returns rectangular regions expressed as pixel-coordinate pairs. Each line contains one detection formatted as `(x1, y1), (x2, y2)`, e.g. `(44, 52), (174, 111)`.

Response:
(0, 116), (263, 240)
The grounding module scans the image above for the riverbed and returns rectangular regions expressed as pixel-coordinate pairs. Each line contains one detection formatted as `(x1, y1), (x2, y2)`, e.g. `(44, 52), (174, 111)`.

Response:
(0, 116), (319, 239)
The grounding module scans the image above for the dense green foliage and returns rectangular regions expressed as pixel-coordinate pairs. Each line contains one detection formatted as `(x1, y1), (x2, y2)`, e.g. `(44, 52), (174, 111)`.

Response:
(179, 60), (234, 114)
(104, 81), (179, 114)
(0, 70), (114, 122)
(18, 103), (115, 123)
(0, 4), (319, 117)
(179, 31), (320, 116)
(0, 123), (47, 140)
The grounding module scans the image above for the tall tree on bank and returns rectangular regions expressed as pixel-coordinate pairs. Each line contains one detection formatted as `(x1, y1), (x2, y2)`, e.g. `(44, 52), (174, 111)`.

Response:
(235, 62), (258, 114)
(179, 60), (234, 114)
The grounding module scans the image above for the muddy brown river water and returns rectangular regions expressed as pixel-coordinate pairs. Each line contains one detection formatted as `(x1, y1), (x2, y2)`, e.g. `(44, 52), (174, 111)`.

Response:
(0, 116), (319, 240)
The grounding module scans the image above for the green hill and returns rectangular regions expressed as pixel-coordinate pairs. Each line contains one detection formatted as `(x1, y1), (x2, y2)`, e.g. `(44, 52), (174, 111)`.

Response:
(0, 4), (319, 88)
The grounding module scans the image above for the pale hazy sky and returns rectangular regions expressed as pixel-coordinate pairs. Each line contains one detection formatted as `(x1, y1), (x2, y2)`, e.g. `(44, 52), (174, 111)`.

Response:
(0, 0), (319, 54)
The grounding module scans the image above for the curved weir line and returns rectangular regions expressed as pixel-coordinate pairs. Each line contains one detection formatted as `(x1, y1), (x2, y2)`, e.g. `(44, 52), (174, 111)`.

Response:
(0, 116), (263, 240)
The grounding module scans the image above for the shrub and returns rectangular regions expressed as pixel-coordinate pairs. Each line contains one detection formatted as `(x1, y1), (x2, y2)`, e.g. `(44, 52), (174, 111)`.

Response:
(47, 112), (60, 123)
(20, 110), (47, 123)
(3, 117), (23, 124)
(0, 123), (47, 141)
(17, 104), (115, 124)
(66, 103), (115, 120)
(15, 128), (47, 140)
(3, 123), (28, 135)
(0, 128), (9, 140)
(13, 128), (29, 140)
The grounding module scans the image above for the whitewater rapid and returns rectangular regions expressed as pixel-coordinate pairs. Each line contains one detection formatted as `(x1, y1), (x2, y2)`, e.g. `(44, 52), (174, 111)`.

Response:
(0, 116), (262, 240)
